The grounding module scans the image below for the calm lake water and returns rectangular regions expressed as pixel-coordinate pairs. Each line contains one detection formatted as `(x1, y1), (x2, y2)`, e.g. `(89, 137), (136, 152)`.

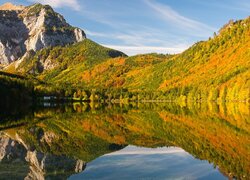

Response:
(0, 102), (249, 179)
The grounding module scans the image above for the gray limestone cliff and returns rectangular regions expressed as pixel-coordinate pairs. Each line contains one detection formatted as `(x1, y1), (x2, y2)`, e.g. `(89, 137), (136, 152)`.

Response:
(0, 3), (86, 66)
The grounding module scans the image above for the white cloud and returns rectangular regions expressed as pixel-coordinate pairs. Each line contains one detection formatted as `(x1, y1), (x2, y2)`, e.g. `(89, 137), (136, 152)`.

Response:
(144, 0), (216, 36)
(102, 44), (189, 56)
(27, 0), (81, 11)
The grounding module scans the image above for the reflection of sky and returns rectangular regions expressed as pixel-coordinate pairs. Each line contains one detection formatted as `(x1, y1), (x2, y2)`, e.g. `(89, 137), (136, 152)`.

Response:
(69, 146), (226, 180)
(104, 146), (186, 156)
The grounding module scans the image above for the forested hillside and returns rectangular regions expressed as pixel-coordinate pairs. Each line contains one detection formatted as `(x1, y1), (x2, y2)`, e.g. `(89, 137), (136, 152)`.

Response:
(158, 17), (250, 102)
(0, 72), (34, 105)
(3, 17), (250, 102)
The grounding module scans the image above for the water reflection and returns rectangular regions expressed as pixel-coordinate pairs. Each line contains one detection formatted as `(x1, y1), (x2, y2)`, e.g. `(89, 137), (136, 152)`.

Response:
(70, 146), (226, 180)
(0, 132), (86, 179)
(0, 102), (249, 179)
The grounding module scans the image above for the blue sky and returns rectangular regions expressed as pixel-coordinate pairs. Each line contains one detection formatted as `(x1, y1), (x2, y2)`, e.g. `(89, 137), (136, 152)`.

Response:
(1, 0), (250, 55)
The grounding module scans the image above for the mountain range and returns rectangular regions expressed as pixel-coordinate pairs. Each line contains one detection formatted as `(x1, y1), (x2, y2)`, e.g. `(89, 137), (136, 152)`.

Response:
(0, 2), (249, 102)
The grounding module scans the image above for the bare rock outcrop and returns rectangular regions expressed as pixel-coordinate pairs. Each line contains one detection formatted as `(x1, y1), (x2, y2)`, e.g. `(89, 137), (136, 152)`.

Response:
(0, 3), (86, 66)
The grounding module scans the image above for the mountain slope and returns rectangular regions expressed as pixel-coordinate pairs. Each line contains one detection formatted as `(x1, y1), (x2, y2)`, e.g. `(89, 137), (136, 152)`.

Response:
(8, 39), (126, 77)
(33, 17), (249, 101)
(158, 17), (250, 101)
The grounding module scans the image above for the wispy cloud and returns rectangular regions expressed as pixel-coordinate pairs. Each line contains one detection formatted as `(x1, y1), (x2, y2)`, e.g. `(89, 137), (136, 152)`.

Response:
(84, 30), (108, 38)
(103, 45), (188, 56)
(86, 29), (189, 45)
(144, 0), (216, 36)
(219, 1), (250, 13)
(85, 29), (189, 55)
(27, 0), (81, 11)
(239, 1), (250, 11)
(114, 32), (165, 46)
(85, 28), (190, 55)
(191, 0), (250, 13)
(76, 1), (197, 55)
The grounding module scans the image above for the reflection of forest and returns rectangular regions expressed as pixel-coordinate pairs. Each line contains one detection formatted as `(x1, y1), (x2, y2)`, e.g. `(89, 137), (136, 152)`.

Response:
(0, 102), (249, 179)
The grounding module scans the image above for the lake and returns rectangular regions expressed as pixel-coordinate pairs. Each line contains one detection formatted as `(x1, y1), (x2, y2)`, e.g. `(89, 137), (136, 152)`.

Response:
(0, 102), (249, 179)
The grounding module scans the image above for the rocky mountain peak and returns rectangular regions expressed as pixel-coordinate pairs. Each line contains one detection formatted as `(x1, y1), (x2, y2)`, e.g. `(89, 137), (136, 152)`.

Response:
(0, 3), (86, 66)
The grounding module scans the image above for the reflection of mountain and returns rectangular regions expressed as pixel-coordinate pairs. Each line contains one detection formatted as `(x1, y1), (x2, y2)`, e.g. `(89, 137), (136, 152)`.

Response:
(71, 102), (250, 179)
(0, 102), (249, 179)
(0, 123), (125, 180)
(0, 132), (87, 179)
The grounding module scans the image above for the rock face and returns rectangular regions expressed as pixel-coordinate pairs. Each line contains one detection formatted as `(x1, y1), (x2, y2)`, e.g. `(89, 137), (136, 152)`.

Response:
(0, 3), (86, 66)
